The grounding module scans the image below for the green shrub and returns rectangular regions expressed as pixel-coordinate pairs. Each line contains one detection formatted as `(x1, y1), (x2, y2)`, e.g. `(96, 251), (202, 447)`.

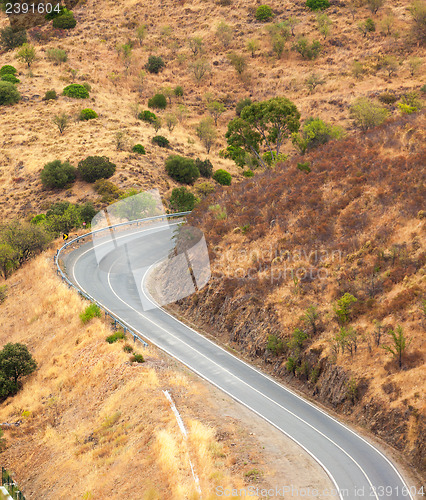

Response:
(0, 82), (20, 106)
(46, 48), (68, 65)
(165, 155), (200, 184)
(0, 27), (27, 51)
(195, 158), (213, 178)
(243, 169), (254, 177)
(297, 161), (311, 173)
(45, 5), (67, 19)
(78, 156), (116, 183)
(146, 55), (165, 74)
(106, 330), (126, 343)
(94, 179), (123, 203)
(174, 85), (184, 97)
(152, 135), (169, 147)
(138, 110), (157, 123)
(80, 303), (101, 324)
(236, 97), (252, 116)
(79, 108), (98, 121)
(306, 0), (330, 10)
(196, 181), (215, 197)
(130, 353), (145, 363)
(63, 84), (89, 99)
(364, 17), (376, 33)
(43, 89), (57, 101)
(292, 38), (322, 59)
(1, 74), (19, 84)
(255, 5), (273, 21)
(148, 93), (167, 109)
(52, 12), (77, 29)
(169, 187), (198, 212)
(123, 344), (133, 353)
(41, 160), (76, 189)
(293, 117), (344, 154)
(79, 202), (96, 223)
(350, 97), (389, 130)
(213, 169), (232, 186)
(0, 65), (17, 76)
(267, 335), (285, 355)
(132, 144), (146, 154)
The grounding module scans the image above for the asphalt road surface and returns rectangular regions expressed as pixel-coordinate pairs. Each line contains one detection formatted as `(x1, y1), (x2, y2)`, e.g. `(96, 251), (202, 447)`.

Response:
(62, 219), (415, 500)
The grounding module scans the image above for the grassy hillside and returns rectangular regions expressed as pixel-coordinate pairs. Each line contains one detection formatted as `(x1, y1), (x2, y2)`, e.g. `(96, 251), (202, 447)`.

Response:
(0, 0), (425, 220)
(174, 111), (426, 480)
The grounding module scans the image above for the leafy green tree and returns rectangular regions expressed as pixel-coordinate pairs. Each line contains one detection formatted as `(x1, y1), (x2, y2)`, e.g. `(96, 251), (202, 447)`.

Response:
(135, 24), (146, 45)
(292, 117), (344, 154)
(317, 13), (332, 39)
(0, 221), (51, 264)
(0, 244), (20, 279)
(52, 11), (77, 29)
(382, 325), (411, 368)
(235, 97), (252, 116)
(358, 18), (376, 37)
(286, 16), (300, 36)
(169, 187), (198, 212)
(196, 117), (217, 153)
(195, 158), (213, 178)
(165, 155), (200, 184)
(350, 97), (389, 130)
(189, 59), (211, 83)
(188, 36), (203, 56)
(255, 5), (273, 21)
(148, 93), (167, 109)
(0, 343), (37, 387)
(247, 39), (260, 57)
(227, 52), (247, 75)
(225, 97), (300, 169)
(333, 293), (357, 325)
(305, 73), (326, 93)
(216, 21), (233, 47)
(292, 38), (322, 59)
(207, 101), (226, 125)
(267, 335), (285, 355)
(0, 81), (20, 105)
(146, 55), (165, 74)
(52, 112), (70, 134)
(41, 160), (77, 189)
(17, 43), (36, 67)
(78, 156), (116, 183)
(45, 203), (82, 233)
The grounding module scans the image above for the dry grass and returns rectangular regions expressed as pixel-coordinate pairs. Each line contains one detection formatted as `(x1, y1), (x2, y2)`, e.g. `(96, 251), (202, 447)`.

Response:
(0, 250), (267, 499)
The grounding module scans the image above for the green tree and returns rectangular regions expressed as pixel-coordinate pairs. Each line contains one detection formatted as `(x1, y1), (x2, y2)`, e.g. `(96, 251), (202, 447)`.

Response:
(52, 112), (70, 134)
(367, 0), (384, 14)
(292, 38), (322, 59)
(146, 55), (165, 74)
(292, 117), (344, 154)
(188, 36), (203, 56)
(189, 59), (211, 83)
(207, 101), (226, 125)
(196, 117), (217, 153)
(350, 97), (389, 130)
(227, 52), (247, 75)
(212, 169), (232, 185)
(382, 325), (411, 368)
(169, 187), (198, 212)
(305, 73), (326, 93)
(0, 81), (20, 105)
(225, 97), (300, 169)
(216, 21), (233, 47)
(0, 244), (20, 280)
(46, 48), (68, 65)
(135, 24), (146, 45)
(78, 156), (116, 183)
(409, 0), (426, 45)
(333, 293), (357, 325)
(317, 13), (332, 39)
(165, 112), (177, 133)
(379, 55), (398, 78)
(148, 93), (167, 109)
(0, 343), (37, 387)
(41, 160), (76, 189)
(358, 18), (376, 37)
(0, 221), (51, 264)
(165, 155), (200, 184)
(255, 5), (273, 21)
(247, 39), (260, 57)
(408, 56), (423, 76)
(0, 27), (27, 51)
(306, 0), (330, 11)
(286, 16), (300, 36)
(17, 43), (36, 68)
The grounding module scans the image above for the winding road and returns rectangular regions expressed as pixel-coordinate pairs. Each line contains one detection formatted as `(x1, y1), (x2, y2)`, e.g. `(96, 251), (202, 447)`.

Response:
(61, 217), (415, 500)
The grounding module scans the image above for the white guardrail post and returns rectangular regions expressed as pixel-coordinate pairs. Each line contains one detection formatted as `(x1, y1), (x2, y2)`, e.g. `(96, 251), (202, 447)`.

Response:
(54, 212), (191, 348)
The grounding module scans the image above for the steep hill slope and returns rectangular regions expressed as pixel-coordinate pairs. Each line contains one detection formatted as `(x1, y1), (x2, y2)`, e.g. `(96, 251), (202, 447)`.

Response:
(173, 111), (426, 481)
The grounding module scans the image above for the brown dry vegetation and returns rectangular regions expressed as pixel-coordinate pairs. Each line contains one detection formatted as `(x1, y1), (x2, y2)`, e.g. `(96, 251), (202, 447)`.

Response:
(0, 250), (281, 499)
(0, 0), (425, 219)
(176, 112), (426, 480)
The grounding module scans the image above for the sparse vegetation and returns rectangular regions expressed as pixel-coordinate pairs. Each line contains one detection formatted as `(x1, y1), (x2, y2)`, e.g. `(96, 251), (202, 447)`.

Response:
(80, 304), (102, 324)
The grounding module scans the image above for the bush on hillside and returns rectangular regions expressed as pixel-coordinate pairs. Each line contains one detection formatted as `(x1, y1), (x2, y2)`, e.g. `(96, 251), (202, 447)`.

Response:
(138, 110), (157, 123)
(45, 5), (67, 19)
(195, 158), (213, 178)
(255, 5), (273, 21)
(0, 82), (20, 106)
(0, 343), (37, 400)
(145, 55), (165, 74)
(43, 89), (57, 100)
(169, 187), (198, 212)
(79, 108), (98, 120)
(174, 85), (184, 97)
(350, 97), (389, 130)
(292, 38), (322, 59)
(63, 84), (89, 99)
(306, 0), (330, 10)
(213, 169), (232, 186)
(132, 144), (146, 154)
(40, 160), (77, 189)
(46, 48), (68, 65)
(152, 135), (169, 147)
(78, 156), (116, 183)
(80, 304), (101, 324)
(165, 155), (200, 184)
(236, 97), (252, 116)
(0, 27), (27, 51)
(148, 93), (167, 109)
(1, 74), (19, 84)
(52, 12), (77, 29)
(0, 65), (17, 76)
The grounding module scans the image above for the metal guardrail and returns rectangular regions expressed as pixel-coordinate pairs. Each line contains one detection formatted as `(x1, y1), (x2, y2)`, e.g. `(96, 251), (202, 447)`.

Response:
(54, 212), (191, 348)
(1, 468), (26, 500)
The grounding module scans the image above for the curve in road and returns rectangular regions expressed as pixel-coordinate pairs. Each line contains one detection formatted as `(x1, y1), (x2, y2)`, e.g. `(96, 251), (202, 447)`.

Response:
(62, 219), (415, 500)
